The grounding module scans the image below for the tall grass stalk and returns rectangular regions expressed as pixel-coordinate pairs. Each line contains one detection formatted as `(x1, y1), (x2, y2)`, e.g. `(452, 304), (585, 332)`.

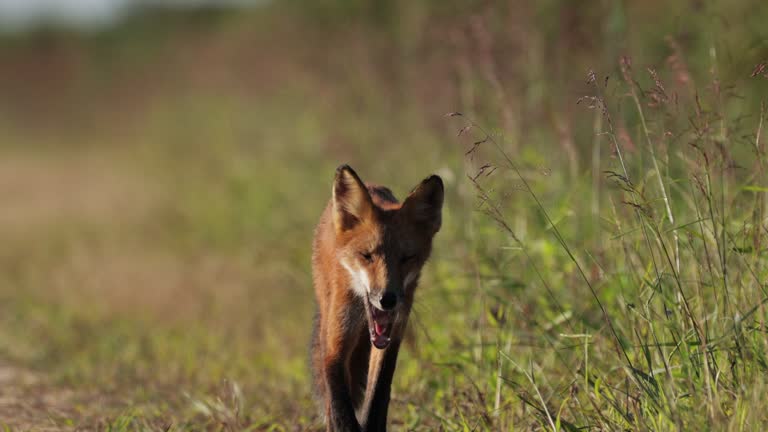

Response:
(453, 50), (768, 429)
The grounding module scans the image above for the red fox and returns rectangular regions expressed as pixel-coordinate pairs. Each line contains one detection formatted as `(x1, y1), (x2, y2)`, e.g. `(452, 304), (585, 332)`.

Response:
(311, 165), (443, 431)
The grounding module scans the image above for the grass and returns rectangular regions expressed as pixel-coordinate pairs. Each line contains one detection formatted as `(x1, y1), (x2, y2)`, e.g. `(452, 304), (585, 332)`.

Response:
(1, 1), (768, 430)
(450, 62), (768, 429)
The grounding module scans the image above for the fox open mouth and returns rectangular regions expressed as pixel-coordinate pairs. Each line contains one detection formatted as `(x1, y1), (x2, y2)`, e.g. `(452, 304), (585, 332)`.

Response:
(366, 300), (394, 349)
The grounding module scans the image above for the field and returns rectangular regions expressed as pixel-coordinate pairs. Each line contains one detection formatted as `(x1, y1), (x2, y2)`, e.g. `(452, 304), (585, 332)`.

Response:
(1, 0), (768, 430)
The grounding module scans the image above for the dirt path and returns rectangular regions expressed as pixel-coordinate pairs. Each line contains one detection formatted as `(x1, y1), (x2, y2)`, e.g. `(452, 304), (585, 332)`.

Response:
(0, 363), (78, 431)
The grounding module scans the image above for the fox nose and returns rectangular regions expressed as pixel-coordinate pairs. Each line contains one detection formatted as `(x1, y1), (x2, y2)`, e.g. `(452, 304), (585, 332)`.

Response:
(380, 292), (397, 310)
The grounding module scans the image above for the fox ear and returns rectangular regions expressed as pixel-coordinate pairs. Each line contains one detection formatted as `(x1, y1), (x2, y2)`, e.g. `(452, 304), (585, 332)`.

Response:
(402, 175), (444, 234)
(333, 164), (373, 233)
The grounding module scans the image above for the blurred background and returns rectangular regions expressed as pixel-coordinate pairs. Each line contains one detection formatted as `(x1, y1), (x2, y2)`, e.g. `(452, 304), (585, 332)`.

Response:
(0, 0), (767, 430)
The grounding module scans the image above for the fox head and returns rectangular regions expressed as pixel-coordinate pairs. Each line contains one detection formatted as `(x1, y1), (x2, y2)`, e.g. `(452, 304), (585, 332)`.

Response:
(331, 164), (443, 348)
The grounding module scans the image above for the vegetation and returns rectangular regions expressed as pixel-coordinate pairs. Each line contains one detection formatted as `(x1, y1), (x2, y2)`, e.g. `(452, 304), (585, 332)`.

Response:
(1, 0), (768, 430)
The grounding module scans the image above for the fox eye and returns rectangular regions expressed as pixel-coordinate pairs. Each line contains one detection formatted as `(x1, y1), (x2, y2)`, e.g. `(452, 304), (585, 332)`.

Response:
(401, 254), (416, 264)
(360, 252), (373, 263)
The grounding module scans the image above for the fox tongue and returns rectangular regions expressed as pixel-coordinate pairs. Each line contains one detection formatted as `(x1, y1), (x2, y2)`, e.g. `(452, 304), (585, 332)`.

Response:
(371, 318), (390, 349)
(369, 306), (392, 348)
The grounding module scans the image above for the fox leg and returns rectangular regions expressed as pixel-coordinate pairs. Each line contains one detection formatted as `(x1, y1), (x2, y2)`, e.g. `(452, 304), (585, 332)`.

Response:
(322, 299), (365, 432)
(359, 340), (402, 432)
(361, 299), (414, 432)
(324, 357), (362, 431)
(361, 309), (412, 432)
